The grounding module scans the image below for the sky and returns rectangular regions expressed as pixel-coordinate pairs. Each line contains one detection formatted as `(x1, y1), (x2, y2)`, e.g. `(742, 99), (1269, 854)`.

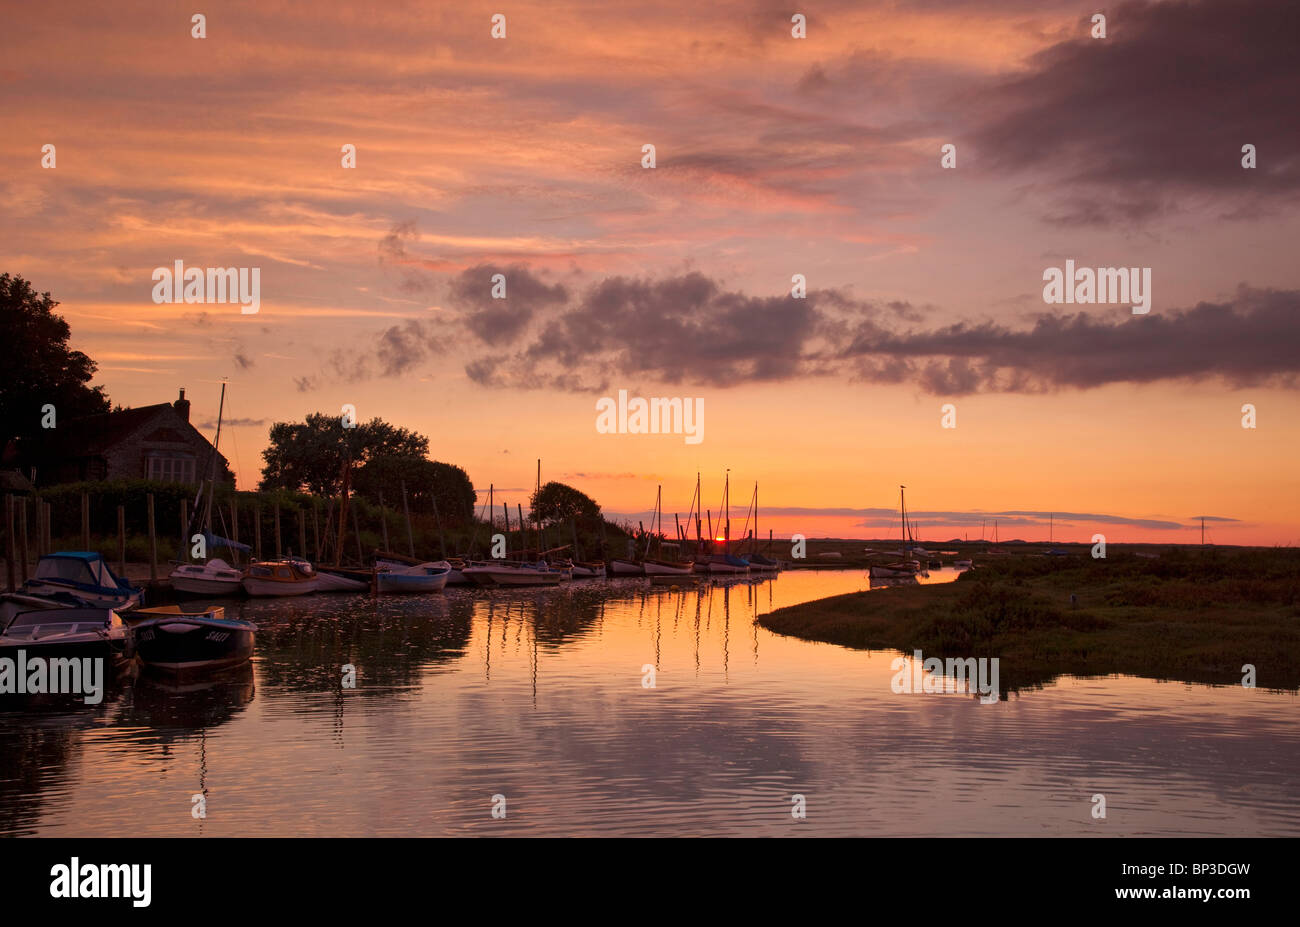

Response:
(3, 0), (1298, 545)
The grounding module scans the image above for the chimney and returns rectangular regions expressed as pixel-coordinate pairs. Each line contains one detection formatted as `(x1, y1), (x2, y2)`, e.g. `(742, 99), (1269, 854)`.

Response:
(174, 388), (190, 422)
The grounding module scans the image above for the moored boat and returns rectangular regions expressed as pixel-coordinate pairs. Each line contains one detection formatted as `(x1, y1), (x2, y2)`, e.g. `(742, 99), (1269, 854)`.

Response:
(21, 552), (142, 611)
(0, 606), (133, 667)
(868, 485), (926, 579)
(170, 558), (244, 596)
(607, 558), (644, 576)
(130, 605), (255, 673)
(569, 561), (606, 579)
(240, 559), (320, 597)
(642, 558), (694, 576)
(315, 566), (373, 592)
(461, 561), (564, 586)
(374, 559), (451, 594)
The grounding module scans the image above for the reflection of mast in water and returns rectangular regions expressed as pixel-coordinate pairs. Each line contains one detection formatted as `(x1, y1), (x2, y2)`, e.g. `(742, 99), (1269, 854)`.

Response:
(196, 727), (207, 836)
(693, 585), (703, 675)
(530, 600), (538, 705)
(721, 582), (731, 679)
(484, 599), (495, 682)
(653, 591), (662, 669)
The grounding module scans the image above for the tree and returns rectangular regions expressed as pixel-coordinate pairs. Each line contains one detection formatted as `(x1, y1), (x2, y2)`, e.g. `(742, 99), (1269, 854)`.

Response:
(0, 274), (110, 457)
(259, 413), (429, 495)
(352, 457), (475, 524)
(530, 481), (602, 528)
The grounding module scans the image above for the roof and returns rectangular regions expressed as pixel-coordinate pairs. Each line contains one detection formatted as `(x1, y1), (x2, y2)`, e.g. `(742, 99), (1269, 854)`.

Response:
(32, 402), (231, 474)
(47, 403), (174, 456)
(43, 551), (105, 561)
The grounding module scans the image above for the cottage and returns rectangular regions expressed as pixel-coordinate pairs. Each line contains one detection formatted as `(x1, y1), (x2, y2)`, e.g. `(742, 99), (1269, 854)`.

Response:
(30, 389), (231, 487)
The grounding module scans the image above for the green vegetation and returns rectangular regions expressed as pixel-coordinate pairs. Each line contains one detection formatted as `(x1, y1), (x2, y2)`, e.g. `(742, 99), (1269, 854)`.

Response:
(759, 548), (1300, 693)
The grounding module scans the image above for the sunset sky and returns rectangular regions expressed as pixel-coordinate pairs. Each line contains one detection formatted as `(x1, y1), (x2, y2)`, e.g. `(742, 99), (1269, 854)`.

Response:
(3, 0), (1297, 545)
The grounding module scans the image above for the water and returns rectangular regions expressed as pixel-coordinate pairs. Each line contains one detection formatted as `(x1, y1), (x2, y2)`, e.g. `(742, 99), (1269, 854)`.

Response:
(2, 569), (1296, 836)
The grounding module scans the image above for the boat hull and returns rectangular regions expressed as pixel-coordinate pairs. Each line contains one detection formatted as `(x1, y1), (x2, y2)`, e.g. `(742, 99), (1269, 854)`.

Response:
(241, 576), (319, 597)
(316, 569), (372, 592)
(642, 560), (694, 576)
(375, 571), (449, 594)
(608, 559), (644, 576)
(133, 615), (255, 673)
(462, 566), (563, 586)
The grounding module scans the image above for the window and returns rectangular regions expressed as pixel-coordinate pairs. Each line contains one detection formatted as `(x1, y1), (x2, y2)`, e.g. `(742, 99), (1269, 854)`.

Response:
(146, 456), (196, 484)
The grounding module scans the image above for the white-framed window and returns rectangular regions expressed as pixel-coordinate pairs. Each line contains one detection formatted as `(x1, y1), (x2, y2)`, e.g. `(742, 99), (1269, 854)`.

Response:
(146, 456), (196, 484)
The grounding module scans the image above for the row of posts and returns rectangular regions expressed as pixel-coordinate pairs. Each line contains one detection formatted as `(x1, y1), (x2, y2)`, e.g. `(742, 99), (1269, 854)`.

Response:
(3, 492), (333, 592)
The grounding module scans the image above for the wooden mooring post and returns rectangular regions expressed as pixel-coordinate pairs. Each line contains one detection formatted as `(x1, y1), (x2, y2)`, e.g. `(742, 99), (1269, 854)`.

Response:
(117, 505), (127, 578)
(18, 497), (29, 583)
(147, 493), (158, 581)
(4, 495), (15, 592)
(81, 492), (90, 550)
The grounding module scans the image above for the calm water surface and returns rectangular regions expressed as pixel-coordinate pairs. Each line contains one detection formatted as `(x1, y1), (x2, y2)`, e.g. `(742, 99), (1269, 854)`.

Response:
(2, 569), (1296, 836)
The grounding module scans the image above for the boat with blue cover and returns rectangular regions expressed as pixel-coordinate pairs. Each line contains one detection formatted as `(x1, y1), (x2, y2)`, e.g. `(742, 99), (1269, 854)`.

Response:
(21, 552), (142, 610)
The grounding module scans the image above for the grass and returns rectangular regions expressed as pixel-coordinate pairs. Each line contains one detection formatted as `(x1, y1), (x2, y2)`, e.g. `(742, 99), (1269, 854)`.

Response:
(759, 547), (1300, 693)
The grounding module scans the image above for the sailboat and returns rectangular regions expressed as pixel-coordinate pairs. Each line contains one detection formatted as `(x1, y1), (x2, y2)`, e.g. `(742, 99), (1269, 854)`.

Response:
(702, 471), (749, 574)
(869, 486), (924, 579)
(641, 485), (694, 576)
(744, 482), (780, 572)
(170, 382), (249, 597)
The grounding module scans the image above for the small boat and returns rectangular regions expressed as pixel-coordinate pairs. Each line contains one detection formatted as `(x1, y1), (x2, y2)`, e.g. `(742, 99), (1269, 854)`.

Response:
(374, 559), (451, 594)
(240, 559), (320, 597)
(0, 591), (84, 627)
(746, 553), (781, 572)
(169, 558), (244, 596)
(461, 561), (564, 586)
(444, 558), (473, 585)
(703, 554), (750, 574)
(642, 559), (694, 576)
(315, 566), (373, 592)
(569, 561), (606, 579)
(868, 485), (926, 579)
(0, 606), (132, 666)
(130, 605), (255, 673)
(21, 552), (142, 610)
(607, 558), (644, 576)
(953, 558), (973, 569)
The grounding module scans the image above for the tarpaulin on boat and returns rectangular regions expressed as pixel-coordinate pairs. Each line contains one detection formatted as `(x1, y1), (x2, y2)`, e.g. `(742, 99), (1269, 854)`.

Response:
(205, 532), (251, 553)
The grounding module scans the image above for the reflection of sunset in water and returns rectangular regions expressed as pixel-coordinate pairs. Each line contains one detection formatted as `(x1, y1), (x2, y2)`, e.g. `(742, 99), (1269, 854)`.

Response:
(2, 571), (1296, 837)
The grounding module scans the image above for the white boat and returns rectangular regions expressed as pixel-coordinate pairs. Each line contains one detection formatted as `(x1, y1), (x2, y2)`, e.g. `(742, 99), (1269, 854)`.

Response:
(241, 559), (320, 597)
(569, 561), (606, 579)
(170, 558), (244, 596)
(375, 559), (451, 594)
(954, 558), (973, 569)
(642, 559), (694, 576)
(0, 606), (133, 668)
(607, 559), (644, 576)
(461, 561), (563, 586)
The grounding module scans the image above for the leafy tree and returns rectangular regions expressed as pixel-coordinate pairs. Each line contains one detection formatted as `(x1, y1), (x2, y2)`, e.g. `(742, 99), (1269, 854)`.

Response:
(352, 456), (475, 524)
(0, 274), (110, 456)
(530, 481), (602, 528)
(259, 413), (429, 495)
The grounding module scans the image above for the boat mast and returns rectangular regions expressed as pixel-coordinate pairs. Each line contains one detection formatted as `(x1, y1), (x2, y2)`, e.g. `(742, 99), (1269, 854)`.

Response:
(724, 470), (731, 553)
(695, 472), (702, 556)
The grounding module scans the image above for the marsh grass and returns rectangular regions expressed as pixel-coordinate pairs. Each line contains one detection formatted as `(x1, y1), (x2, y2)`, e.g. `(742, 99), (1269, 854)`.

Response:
(759, 548), (1300, 694)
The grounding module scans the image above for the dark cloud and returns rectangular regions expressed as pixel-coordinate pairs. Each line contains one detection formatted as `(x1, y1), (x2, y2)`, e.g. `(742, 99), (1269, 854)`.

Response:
(329, 266), (1300, 395)
(378, 220), (436, 293)
(233, 349), (253, 369)
(842, 285), (1300, 394)
(452, 263), (568, 345)
(971, 0), (1300, 222)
